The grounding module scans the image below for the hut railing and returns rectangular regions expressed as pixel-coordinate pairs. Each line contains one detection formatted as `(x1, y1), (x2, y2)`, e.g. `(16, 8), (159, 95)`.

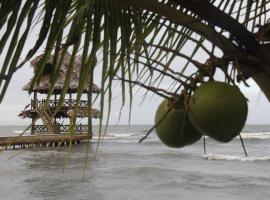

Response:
(34, 124), (88, 134)
(31, 99), (89, 109)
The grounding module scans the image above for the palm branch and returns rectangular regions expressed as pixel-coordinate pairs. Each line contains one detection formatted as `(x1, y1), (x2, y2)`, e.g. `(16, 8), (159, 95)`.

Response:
(0, 0), (270, 127)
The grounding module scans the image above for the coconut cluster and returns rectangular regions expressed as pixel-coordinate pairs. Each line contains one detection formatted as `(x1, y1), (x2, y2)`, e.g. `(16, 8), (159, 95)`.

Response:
(155, 81), (248, 148)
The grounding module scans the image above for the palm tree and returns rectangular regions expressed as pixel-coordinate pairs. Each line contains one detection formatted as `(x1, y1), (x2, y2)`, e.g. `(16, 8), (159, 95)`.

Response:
(0, 0), (270, 128)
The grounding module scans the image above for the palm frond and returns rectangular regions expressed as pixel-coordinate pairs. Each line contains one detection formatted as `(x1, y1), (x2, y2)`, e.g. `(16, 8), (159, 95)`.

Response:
(1, 0), (270, 124)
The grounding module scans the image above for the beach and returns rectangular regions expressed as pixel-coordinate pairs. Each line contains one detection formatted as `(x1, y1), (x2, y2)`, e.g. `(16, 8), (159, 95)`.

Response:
(1, 125), (270, 200)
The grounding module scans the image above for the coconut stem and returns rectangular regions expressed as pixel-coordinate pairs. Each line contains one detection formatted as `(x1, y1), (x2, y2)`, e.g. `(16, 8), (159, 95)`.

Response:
(138, 126), (155, 143)
(203, 135), (207, 155)
(139, 107), (172, 143)
(239, 134), (248, 157)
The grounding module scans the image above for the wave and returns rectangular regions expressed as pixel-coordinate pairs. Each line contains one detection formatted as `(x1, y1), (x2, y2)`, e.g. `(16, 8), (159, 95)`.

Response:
(202, 153), (270, 161)
(12, 131), (139, 139)
(13, 130), (31, 134)
(141, 128), (150, 132)
(203, 132), (270, 140)
(92, 132), (139, 140)
(240, 132), (270, 139)
(12, 129), (270, 141)
(204, 132), (270, 140)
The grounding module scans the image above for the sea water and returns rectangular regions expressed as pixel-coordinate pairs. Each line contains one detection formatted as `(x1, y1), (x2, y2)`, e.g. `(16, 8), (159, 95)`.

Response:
(0, 125), (270, 200)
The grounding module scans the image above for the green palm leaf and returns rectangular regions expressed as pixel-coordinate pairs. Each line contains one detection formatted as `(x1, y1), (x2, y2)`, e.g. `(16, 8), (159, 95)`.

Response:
(0, 0), (270, 127)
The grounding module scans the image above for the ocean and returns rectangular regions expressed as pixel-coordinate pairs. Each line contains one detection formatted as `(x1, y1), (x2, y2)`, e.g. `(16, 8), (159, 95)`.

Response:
(1, 125), (270, 200)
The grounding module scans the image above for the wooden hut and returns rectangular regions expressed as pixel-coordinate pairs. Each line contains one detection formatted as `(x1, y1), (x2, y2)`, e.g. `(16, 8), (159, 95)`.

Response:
(19, 52), (100, 136)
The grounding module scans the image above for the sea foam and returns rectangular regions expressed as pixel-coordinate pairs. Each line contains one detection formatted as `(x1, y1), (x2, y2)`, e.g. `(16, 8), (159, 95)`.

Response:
(202, 153), (270, 161)
(239, 132), (270, 139)
(13, 130), (31, 134)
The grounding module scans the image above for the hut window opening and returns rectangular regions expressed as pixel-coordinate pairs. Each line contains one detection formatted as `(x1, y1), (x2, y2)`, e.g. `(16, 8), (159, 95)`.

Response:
(43, 63), (53, 76)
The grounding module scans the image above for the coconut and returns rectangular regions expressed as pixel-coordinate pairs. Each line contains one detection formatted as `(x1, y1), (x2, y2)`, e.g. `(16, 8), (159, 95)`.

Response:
(188, 81), (248, 142)
(155, 97), (202, 148)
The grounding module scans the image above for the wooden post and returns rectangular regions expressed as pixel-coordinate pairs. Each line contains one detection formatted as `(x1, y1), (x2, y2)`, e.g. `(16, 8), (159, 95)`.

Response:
(69, 92), (72, 108)
(54, 93), (57, 123)
(34, 91), (37, 102)
(54, 93), (57, 104)
(68, 93), (70, 130)
(31, 119), (35, 135)
(31, 92), (37, 135)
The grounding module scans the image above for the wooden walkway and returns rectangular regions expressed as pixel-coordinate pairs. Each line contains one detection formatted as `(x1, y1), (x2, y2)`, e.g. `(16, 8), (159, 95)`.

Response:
(0, 134), (91, 150)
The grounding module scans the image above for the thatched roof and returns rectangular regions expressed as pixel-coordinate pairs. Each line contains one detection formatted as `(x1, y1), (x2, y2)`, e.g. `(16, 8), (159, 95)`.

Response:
(23, 52), (100, 94)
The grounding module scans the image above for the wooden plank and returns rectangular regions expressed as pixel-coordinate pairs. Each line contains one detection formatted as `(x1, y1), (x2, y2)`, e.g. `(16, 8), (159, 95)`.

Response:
(0, 134), (91, 147)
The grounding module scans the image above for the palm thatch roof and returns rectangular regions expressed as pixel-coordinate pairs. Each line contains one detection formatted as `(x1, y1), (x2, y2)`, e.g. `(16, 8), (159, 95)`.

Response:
(23, 52), (100, 94)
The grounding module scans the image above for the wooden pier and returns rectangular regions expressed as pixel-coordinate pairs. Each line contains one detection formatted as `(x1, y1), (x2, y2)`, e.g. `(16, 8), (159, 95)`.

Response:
(0, 134), (91, 150)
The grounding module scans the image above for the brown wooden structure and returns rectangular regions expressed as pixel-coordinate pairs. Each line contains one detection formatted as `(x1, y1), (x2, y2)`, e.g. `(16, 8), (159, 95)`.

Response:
(19, 52), (100, 136)
(0, 134), (91, 150)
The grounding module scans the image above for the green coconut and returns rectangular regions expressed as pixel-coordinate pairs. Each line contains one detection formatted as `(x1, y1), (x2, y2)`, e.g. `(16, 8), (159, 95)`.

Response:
(155, 97), (202, 148)
(188, 81), (248, 142)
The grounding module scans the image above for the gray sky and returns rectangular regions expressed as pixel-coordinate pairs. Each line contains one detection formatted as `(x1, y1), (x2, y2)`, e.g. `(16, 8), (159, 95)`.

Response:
(0, 64), (162, 125)
(0, 5), (270, 126)
(0, 63), (270, 126)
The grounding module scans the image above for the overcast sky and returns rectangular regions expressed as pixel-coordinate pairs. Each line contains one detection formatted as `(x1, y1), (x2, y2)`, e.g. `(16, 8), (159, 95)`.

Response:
(0, 36), (270, 126)
(0, 5), (270, 126)
(0, 62), (270, 126)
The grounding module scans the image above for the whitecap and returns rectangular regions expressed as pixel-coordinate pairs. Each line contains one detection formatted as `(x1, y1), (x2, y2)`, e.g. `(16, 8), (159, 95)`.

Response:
(239, 132), (270, 139)
(13, 130), (31, 134)
(107, 132), (137, 138)
(202, 153), (270, 161)
(92, 132), (138, 141)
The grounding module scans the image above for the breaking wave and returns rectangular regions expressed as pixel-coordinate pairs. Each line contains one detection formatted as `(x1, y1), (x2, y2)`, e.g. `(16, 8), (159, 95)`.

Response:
(239, 132), (270, 139)
(13, 130), (31, 134)
(12, 130), (270, 141)
(202, 153), (270, 161)
(92, 132), (139, 140)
